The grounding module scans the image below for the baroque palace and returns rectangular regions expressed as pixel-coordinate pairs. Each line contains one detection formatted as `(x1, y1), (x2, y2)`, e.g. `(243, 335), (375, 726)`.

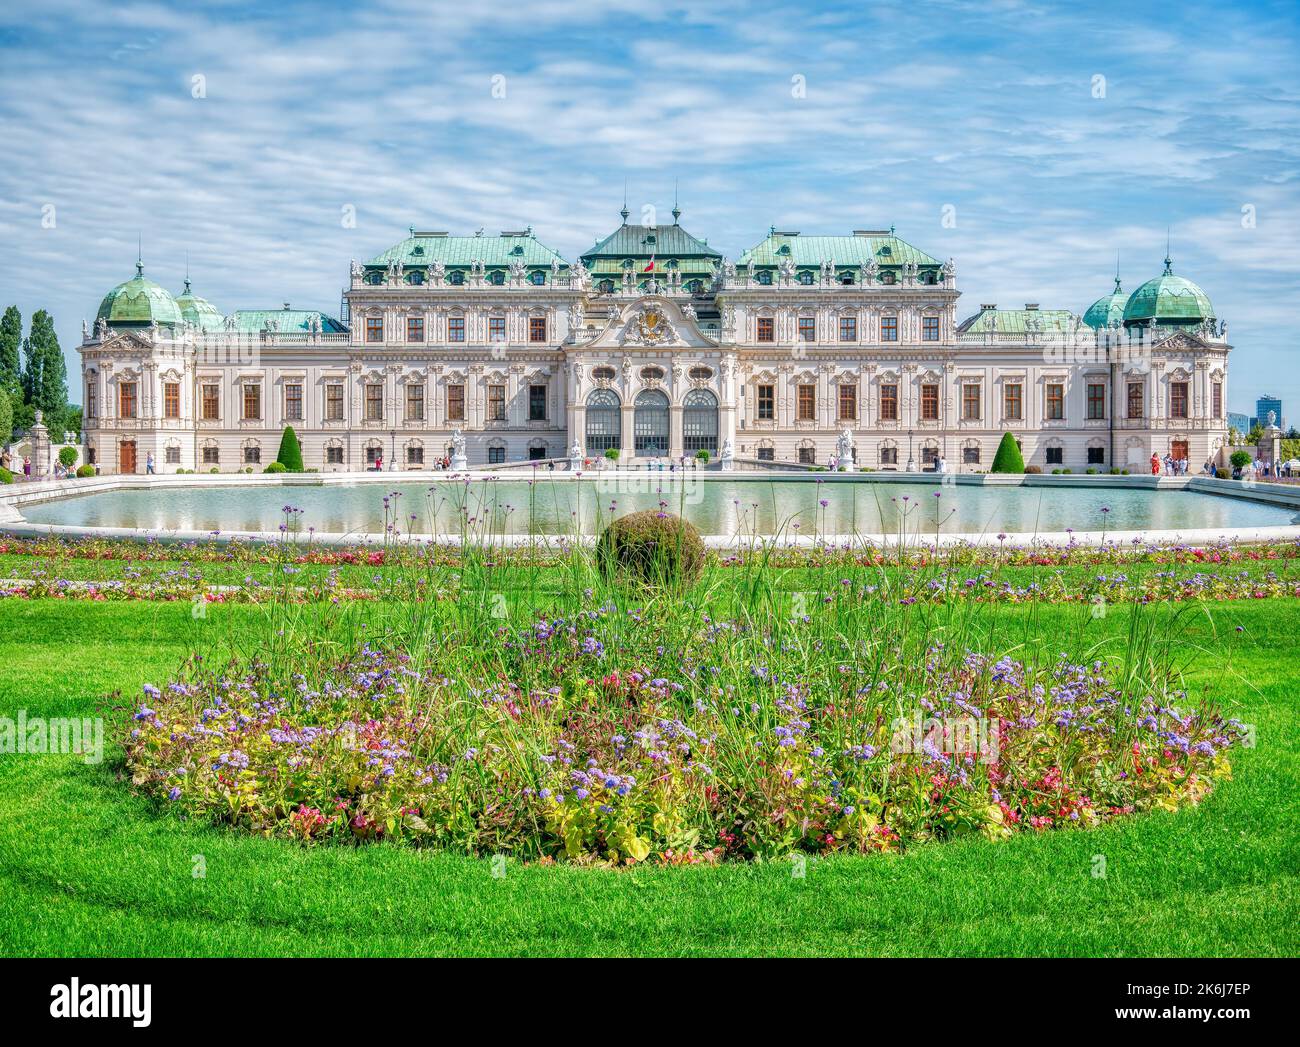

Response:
(79, 209), (1231, 474)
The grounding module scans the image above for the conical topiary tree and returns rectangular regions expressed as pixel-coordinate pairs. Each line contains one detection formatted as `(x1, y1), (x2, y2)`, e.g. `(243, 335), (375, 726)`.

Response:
(276, 425), (304, 472)
(990, 432), (1025, 474)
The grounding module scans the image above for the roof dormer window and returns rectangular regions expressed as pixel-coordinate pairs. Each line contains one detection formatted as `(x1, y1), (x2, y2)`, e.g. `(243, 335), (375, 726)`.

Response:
(756, 270), (772, 285)
(488, 270), (505, 285)
(530, 270), (545, 285)
(798, 270), (814, 285)
(448, 270), (465, 285)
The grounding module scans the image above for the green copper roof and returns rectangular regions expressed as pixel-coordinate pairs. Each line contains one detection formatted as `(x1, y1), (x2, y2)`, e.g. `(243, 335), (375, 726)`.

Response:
(581, 222), (722, 263)
(228, 308), (346, 333)
(1123, 259), (1214, 324)
(175, 279), (224, 331)
(736, 230), (941, 269)
(366, 229), (567, 269)
(96, 262), (184, 328)
(1082, 277), (1127, 329)
(957, 306), (1078, 335)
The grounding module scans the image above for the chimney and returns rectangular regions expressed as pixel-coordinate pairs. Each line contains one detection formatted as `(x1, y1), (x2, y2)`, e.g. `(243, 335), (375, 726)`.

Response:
(980, 303), (997, 311)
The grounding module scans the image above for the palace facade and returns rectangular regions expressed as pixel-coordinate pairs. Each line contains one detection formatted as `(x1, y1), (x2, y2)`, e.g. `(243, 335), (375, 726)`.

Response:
(79, 212), (1232, 474)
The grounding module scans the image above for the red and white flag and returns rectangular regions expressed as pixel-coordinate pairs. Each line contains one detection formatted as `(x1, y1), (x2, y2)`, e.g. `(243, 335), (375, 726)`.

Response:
(643, 254), (655, 273)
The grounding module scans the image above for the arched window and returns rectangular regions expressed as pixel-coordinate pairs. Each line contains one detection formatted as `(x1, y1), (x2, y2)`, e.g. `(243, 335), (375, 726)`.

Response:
(530, 270), (546, 285)
(756, 270), (772, 285)
(448, 270), (465, 285)
(585, 389), (621, 453)
(488, 270), (505, 285)
(633, 390), (669, 457)
(798, 270), (814, 285)
(365, 271), (383, 285)
(406, 270), (424, 285)
(683, 389), (718, 455)
(598, 279), (615, 293)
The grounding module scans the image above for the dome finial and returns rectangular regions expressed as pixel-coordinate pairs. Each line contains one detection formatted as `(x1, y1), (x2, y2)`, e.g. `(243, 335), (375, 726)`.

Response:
(1163, 227), (1173, 274)
(672, 179), (681, 223)
(136, 233), (144, 278)
(620, 179), (630, 224)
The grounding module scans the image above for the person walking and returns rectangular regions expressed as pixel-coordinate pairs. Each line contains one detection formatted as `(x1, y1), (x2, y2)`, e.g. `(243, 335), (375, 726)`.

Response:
(23, 455), (32, 480)
(1150, 452), (1160, 476)
(146, 450), (155, 475)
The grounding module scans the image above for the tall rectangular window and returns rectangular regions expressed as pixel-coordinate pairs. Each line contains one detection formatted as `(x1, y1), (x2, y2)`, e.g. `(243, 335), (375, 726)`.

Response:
(529, 317), (547, 343)
(119, 382), (137, 419)
(448, 316), (465, 342)
(488, 446), (506, 465)
(163, 382), (180, 419)
(365, 383), (383, 421)
(880, 383), (898, 421)
(488, 384), (506, 421)
(325, 384), (344, 421)
(1127, 382), (1144, 419)
(447, 384), (465, 421)
(242, 384), (261, 421)
(922, 316), (940, 341)
(757, 384), (774, 420)
(406, 384), (424, 422)
(489, 316), (506, 342)
(1212, 381), (1223, 419)
(921, 384), (939, 420)
(798, 316), (815, 342)
(201, 384), (219, 420)
(757, 317), (774, 342)
(406, 316), (424, 343)
(797, 384), (816, 421)
(881, 316), (898, 341)
(326, 446), (344, 464)
(1171, 381), (1189, 419)
(1003, 383), (1022, 420)
(366, 316), (383, 343)
(1087, 382), (1106, 420)
(839, 316), (857, 342)
(285, 383), (303, 421)
(529, 384), (546, 421)
(962, 383), (981, 421)
(838, 384), (857, 421)
(87, 382), (98, 419)
(1046, 383), (1064, 420)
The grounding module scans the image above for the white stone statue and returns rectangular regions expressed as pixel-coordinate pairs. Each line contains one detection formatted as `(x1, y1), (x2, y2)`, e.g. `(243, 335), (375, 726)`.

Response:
(81, 319), (90, 340)
(719, 437), (735, 471)
(508, 259), (526, 282)
(569, 260), (589, 289)
(835, 427), (856, 472)
(450, 428), (468, 470)
(350, 259), (362, 280)
(568, 440), (584, 471)
(95, 317), (109, 340)
(430, 260), (445, 283)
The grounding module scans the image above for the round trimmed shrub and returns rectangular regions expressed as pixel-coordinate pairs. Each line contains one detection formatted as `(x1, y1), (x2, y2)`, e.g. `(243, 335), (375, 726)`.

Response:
(596, 510), (704, 587)
(75, 464), (95, 478)
(1024, 465), (1042, 474)
(264, 461), (288, 473)
(58, 446), (78, 468)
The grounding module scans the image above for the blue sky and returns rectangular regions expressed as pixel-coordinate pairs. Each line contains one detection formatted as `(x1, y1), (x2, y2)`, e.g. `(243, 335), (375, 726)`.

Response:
(1, 0), (1297, 418)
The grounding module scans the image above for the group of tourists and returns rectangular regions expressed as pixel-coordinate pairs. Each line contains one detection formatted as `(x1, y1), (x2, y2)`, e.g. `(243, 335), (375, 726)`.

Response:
(1150, 453), (1192, 476)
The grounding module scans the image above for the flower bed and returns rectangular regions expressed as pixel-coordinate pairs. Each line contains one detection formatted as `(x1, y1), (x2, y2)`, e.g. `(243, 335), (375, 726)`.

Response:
(122, 610), (1243, 864)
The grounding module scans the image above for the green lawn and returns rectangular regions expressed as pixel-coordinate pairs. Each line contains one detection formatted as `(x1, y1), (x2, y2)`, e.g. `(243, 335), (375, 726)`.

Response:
(1, 597), (1296, 957)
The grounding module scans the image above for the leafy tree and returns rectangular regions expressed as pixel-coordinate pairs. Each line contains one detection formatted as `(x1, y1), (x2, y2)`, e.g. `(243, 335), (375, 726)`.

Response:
(276, 426), (304, 471)
(21, 310), (68, 429)
(990, 432), (1025, 474)
(0, 306), (20, 400)
(0, 388), (12, 445)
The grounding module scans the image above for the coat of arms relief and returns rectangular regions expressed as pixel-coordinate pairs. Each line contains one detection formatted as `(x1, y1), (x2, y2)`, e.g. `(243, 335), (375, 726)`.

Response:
(625, 304), (677, 346)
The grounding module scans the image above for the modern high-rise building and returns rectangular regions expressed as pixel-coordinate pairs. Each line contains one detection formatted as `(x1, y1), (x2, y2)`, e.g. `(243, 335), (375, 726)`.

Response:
(1256, 396), (1283, 430)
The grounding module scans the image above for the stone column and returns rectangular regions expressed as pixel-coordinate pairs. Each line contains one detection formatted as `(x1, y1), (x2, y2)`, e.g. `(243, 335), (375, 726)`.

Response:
(29, 410), (50, 479)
